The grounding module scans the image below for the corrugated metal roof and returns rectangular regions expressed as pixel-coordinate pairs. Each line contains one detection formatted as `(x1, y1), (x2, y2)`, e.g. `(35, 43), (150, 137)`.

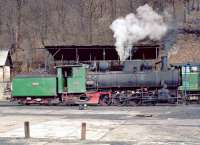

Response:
(0, 49), (9, 66)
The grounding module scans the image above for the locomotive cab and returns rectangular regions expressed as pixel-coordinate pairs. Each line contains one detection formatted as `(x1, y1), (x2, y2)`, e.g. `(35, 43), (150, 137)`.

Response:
(55, 65), (86, 94)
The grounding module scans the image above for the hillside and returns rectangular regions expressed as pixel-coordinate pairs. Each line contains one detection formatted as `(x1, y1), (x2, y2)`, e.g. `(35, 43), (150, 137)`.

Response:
(0, 0), (199, 71)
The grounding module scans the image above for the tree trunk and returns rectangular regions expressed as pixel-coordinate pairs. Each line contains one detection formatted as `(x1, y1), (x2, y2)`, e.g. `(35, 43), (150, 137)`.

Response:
(15, 0), (24, 63)
(88, 16), (93, 43)
(192, 0), (195, 10)
(110, 0), (116, 20)
(172, 0), (176, 18)
(129, 0), (133, 12)
(184, 0), (187, 23)
(187, 0), (190, 14)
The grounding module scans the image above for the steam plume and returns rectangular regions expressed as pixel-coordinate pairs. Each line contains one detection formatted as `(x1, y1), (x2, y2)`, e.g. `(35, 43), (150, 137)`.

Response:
(110, 4), (168, 60)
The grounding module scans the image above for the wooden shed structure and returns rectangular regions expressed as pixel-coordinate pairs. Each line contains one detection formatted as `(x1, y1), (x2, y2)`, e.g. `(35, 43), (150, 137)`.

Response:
(0, 49), (12, 100)
(0, 49), (12, 82)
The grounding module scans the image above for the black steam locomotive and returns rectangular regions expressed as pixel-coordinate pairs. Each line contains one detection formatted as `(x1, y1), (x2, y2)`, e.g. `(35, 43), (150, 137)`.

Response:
(85, 55), (180, 105)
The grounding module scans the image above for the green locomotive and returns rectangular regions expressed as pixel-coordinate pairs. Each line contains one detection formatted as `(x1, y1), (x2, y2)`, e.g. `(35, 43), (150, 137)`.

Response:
(11, 65), (90, 105)
(12, 64), (112, 105)
(178, 64), (200, 103)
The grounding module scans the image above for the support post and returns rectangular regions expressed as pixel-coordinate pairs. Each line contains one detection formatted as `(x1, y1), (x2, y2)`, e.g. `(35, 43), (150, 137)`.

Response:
(3, 66), (4, 82)
(103, 48), (105, 60)
(81, 122), (86, 140)
(76, 48), (78, 62)
(24, 121), (30, 138)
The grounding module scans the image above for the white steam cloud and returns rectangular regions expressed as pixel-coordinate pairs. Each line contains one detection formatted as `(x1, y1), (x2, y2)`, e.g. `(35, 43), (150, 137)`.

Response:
(110, 4), (168, 60)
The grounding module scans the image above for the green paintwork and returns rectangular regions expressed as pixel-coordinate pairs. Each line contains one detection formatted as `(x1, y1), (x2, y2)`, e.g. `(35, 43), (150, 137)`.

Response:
(67, 77), (86, 93)
(12, 66), (87, 97)
(12, 76), (57, 97)
(57, 67), (64, 93)
(67, 67), (86, 93)
(179, 72), (199, 91)
(72, 67), (86, 77)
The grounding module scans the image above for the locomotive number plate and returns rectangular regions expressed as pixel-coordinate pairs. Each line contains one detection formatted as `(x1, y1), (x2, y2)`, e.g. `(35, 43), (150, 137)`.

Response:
(32, 82), (39, 86)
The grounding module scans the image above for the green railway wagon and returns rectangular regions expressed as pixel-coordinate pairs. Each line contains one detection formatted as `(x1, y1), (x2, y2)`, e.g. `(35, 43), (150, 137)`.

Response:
(12, 75), (57, 97)
(178, 64), (200, 103)
(179, 72), (199, 91)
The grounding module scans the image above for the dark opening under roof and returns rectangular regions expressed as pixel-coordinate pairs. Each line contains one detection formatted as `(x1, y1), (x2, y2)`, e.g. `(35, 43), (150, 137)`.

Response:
(43, 44), (160, 61)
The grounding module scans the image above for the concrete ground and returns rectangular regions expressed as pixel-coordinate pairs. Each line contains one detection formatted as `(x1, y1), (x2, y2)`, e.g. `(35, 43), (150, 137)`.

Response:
(0, 103), (200, 145)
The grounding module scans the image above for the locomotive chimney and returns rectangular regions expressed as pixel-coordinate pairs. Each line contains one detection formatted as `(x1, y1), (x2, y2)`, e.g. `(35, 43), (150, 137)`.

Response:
(161, 55), (168, 71)
(161, 44), (168, 71)
(160, 43), (168, 71)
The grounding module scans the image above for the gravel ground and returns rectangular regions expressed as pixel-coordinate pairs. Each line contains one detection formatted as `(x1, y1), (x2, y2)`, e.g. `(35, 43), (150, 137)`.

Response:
(0, 102), (200, 145)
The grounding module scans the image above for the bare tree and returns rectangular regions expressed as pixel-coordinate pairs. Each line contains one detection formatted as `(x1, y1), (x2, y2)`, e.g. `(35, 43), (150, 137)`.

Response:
(79, 0), (85, 30)
(16, 0), (24, 51)
(55, 0), (67, 42)
(40, 0), (49, 46)
(129, 0), (133, 12)
(0, 3), (2, 34)
(184, 0), (187, 23)
(110, 0), (116, 20)
(84, 0), (99, 43)
(192, 0), (195, 10)
(186, 0), (190, 14)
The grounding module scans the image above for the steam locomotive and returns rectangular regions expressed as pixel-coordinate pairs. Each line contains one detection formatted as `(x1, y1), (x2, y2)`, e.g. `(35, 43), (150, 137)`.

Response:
(11, 54), (181, 106)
